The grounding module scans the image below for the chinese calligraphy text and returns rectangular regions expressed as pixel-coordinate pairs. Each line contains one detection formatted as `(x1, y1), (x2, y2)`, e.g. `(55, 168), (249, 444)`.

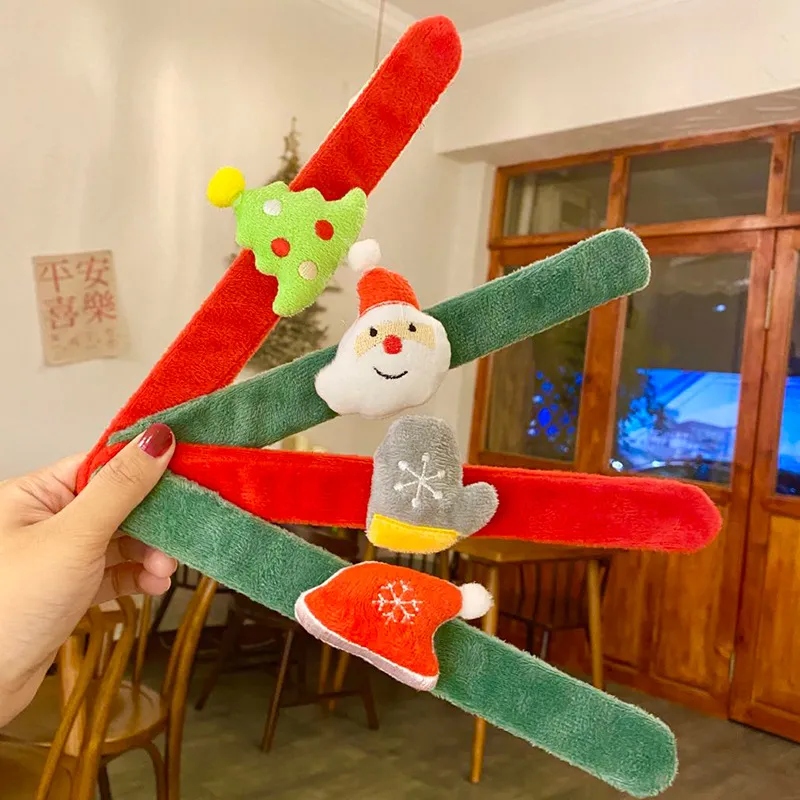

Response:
(33, 250), (126, 366)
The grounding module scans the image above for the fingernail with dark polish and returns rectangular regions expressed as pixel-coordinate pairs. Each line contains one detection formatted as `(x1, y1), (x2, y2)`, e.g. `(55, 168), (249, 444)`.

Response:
(139, 423), (174, 458)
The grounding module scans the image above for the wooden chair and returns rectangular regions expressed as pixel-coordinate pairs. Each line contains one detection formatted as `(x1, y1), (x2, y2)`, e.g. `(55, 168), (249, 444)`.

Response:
(146, 564), (232, 658)
(441, 539), (614, 784)
(195, 529), (379, 751)
(487, 553), (613, 662)
(0, 600), (137, 799)
(1, 576), (219, 799)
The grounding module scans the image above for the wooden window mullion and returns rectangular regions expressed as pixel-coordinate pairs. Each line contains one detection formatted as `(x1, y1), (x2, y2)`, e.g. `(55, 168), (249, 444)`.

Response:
(767, 133), (793, 218)
(575, 156), (630, 474)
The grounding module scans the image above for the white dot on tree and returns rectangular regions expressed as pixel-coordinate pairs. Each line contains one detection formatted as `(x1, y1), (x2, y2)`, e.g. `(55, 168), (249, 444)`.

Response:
(298, 261), (318, 281)
(262, 199), (282, 216)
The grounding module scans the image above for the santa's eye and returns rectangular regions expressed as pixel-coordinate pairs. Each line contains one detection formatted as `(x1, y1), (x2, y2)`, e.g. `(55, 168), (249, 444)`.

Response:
(408, 323), (417, 333)
(369, 327), (378, 337)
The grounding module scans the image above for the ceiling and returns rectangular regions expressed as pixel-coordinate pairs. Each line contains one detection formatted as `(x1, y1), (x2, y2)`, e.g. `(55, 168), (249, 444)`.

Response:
(388, 0), (564, 30)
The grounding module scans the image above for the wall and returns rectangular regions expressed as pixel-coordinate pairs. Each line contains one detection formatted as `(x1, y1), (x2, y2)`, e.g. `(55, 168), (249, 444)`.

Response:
(0, 0), (464, 479)
(425, 162), (495, 448)
(438, 0), (800, 163)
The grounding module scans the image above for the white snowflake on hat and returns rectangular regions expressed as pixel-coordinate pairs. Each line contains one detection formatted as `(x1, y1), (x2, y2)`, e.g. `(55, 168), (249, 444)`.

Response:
(315, 241), (451, 419)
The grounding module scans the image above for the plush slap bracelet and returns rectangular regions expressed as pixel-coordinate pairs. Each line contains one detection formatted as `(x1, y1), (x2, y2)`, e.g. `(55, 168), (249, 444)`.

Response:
(158, 444), (720, 552)
(104, 228), (652, 448)
(73, 17), (720, 799)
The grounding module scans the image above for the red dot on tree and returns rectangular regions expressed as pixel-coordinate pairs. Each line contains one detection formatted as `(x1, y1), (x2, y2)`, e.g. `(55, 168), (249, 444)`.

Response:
(271, 238), (291, 257)
(315, 220), (334, 241)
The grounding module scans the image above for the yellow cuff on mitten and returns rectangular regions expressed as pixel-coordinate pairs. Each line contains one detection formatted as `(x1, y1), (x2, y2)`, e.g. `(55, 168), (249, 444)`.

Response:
(366, 513), (460, 554)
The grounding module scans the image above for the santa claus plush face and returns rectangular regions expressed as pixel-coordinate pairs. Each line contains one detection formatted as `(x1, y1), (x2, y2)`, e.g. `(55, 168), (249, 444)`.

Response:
(315, 302), (451, 419)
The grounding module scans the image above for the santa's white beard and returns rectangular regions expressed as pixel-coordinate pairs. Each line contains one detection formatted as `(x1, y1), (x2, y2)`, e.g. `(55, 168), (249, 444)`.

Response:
(316, 342), (449, 418)
(315, 306), (451, 419)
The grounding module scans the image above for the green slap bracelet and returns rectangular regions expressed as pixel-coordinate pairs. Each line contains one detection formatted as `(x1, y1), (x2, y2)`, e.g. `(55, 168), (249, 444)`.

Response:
(112, 228), (650, 447)
(122, 473), (676, 798)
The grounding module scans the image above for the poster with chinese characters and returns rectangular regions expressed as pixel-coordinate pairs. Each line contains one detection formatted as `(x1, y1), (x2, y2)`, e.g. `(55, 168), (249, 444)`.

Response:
(32, 250), (127, 366)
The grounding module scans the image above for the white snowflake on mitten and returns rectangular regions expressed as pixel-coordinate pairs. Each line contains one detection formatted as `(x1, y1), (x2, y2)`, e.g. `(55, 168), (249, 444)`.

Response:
(394, 453), (445, 509)
(372, 580), (423, 624)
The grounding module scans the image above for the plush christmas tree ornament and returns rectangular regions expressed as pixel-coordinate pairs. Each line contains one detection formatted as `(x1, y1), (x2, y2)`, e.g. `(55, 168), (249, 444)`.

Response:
(295, 561), (492, 690)
(367, 415), (498, 553)
(207, 173), (367, 316)
(315, 253), (451, 418)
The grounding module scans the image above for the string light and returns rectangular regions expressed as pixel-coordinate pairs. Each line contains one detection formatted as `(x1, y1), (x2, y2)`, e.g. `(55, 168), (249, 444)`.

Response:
(373, 0), (386, 69)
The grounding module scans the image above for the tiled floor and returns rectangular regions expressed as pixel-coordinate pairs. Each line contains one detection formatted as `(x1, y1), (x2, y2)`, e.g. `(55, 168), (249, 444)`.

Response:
(108, 653), (800, 799)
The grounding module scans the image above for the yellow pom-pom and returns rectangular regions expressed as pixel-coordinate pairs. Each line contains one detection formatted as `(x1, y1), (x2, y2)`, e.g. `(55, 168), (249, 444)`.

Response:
(207, 167), (245, 208)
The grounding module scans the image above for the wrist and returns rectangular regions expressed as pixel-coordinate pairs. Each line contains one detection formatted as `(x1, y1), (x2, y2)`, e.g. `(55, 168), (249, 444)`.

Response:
(0, 664), (50, 728)
(0, 683), (31, 728)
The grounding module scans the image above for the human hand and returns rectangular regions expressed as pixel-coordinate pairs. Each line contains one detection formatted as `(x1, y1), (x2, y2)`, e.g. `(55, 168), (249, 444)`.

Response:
(0, 424), (178, 726)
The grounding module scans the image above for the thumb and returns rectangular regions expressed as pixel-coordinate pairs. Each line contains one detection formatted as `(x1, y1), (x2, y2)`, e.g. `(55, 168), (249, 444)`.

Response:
(57, 423), (175, 546)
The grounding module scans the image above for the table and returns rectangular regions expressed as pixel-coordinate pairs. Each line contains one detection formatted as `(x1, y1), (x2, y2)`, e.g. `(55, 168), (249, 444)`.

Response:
(440, 539), (613, 784)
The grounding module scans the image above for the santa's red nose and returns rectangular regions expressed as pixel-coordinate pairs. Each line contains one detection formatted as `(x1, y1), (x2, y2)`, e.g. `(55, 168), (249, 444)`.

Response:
(383, 335), (402, 355)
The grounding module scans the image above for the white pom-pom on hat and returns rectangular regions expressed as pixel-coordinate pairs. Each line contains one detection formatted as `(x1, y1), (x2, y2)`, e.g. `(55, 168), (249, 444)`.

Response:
(458, 583), (494, 620)
(348, 239), (382, 272)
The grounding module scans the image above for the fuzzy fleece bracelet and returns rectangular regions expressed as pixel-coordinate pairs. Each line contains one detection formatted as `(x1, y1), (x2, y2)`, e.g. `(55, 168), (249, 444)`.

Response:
(75, 16), (720, 798)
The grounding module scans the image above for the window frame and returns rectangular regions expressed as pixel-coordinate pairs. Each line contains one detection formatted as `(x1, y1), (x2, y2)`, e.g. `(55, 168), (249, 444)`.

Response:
(489, 125), (800, 251)
(475, 125), (799, 484)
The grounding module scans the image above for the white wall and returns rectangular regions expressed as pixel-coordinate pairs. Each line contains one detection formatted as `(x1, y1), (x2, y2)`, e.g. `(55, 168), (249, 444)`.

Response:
(0, 0), (463, 478)
(438, 0), (800, 162)
(425, 162), (494, 450)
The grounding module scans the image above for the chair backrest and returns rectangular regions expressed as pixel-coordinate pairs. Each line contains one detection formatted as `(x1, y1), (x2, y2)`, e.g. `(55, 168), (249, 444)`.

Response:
(37, 597), (137, 800)
(518, 557), (613, 631)
(160, 575), (219, 730)
(380, 550), (440, 574)
(281, 433), (312, 452)
(131, 594), (152, 689)
(307, 529), (360, 562)
(283, 437), (363, 563)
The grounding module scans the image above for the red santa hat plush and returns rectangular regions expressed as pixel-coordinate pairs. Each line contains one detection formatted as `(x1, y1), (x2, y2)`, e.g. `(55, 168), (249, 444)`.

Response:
(314, 241), (451, 419)
(295, 561), (493, 691)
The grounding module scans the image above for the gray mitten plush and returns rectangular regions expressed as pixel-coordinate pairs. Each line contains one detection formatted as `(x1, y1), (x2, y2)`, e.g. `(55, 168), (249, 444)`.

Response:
(366, 415), (499, 554)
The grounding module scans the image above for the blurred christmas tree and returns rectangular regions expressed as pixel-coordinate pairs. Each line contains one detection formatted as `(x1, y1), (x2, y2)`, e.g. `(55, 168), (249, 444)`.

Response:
(273, 116), (302, 183)
(228, 118), (339, 372)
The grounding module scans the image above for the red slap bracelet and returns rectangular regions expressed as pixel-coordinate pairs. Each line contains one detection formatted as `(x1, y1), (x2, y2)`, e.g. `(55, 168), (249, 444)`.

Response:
(77, 16), (721, 799)
(168, 445), (718, 553)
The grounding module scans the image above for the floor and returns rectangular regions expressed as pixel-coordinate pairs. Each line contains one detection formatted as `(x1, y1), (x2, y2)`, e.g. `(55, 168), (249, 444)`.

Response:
(107, 647), (800, 800)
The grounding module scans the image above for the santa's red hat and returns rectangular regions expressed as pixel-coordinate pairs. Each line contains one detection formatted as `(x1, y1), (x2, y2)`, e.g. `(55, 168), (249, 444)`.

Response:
(348, 240), (420, 316)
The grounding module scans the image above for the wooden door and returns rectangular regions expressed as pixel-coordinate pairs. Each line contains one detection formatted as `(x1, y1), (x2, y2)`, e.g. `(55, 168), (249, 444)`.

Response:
(600, 232), (774, 716)
(730, 228), (800, 740)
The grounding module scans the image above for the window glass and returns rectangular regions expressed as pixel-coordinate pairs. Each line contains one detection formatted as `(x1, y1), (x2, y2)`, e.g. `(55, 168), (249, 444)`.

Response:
(626, 141), (771, 225)
(612, 253), (751, 485)
(486, 265), (589, 462)
(503, 163), (610, 236)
